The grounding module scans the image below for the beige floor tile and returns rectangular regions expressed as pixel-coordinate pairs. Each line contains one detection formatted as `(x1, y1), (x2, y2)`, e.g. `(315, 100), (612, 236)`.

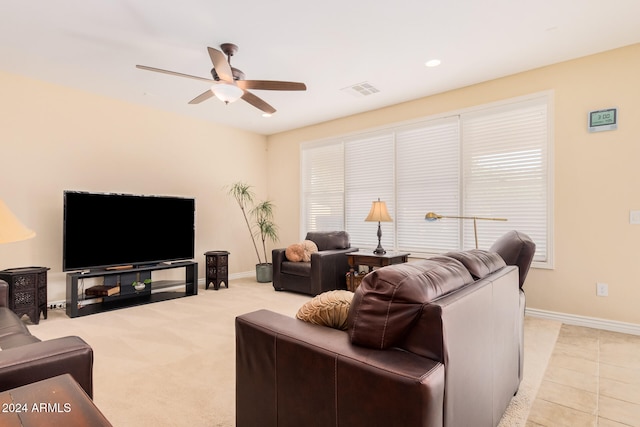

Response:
(598, 417), (636, 427)
(552, 341), (598, 362)
(556, 325), (600, 350)
(600, 362), (640, 385)
(536, 380), (597, 414)
(547, 352), (598, 376)
(544, 365), (597, 393)
(600, 329), (640, 346)
(527, 399), (596, 426)
(599, 395), (640, 427)
(600, 341), (640, 368)
(600, 377), (640, 405)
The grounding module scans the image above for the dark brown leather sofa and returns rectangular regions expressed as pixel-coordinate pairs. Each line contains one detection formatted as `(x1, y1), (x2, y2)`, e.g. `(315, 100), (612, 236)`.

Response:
(272, 231), (357, 296)
(237, 231), (535, 427)
(0, 280), (94, 397)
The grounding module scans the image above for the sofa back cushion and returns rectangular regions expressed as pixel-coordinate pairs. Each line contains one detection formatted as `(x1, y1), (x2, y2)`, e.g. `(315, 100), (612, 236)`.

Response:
(444, 249), (506, 280)
(305, 231), (350, 251)
(347, 257), (473, 349)
(489, 231), (536, 288)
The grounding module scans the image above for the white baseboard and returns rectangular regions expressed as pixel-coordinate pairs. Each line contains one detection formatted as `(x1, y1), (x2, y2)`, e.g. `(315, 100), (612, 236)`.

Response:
(526, 307), (640, 336)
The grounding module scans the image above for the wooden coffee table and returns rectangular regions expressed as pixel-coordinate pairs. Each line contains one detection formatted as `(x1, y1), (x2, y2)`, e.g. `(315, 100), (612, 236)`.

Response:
(346, 250), (410, 291)
(0, 374), (112, 427)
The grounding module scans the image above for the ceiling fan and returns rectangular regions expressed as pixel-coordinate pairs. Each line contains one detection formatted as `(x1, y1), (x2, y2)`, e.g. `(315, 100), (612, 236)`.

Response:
(136, 43), (307, 115)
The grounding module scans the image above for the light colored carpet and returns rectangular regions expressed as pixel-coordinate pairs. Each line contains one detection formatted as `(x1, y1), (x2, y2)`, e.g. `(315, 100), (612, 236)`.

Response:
(29, 279), (561, 426)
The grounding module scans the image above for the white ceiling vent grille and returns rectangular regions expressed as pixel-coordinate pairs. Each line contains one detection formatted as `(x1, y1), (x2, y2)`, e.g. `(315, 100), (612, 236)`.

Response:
(341, 81), (380, 98)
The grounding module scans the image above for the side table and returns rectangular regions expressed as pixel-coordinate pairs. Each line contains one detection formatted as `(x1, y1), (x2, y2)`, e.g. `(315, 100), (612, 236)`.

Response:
(0, 266), (49, 324)
(346, 251), (410, 291)
(205, 251), (230, 290)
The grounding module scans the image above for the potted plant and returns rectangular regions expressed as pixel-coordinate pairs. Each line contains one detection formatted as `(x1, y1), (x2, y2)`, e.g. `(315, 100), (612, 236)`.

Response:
(228, 182), (279, 283)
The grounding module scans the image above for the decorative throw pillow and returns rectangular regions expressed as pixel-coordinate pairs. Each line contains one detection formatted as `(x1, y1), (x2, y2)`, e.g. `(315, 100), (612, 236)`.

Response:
(285, 243), (305, 262)
(296, 290), (354, 330)
(301, 240), (319, 262)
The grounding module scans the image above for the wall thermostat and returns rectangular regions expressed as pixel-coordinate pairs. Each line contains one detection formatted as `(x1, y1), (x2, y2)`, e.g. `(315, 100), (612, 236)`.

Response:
(588, 107), (617, 133)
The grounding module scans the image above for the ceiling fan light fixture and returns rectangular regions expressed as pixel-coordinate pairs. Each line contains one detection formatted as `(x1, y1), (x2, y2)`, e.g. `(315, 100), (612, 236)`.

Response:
(211, 83), (243, 104)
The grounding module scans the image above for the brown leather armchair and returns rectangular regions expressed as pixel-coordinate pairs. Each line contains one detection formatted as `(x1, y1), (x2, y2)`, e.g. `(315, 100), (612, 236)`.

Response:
(0, 280), (94, 397)
(272, 231), (357, 296)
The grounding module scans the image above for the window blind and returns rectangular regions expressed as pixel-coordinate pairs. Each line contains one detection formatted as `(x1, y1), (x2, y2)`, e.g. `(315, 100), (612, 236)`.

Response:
(301, 93), (552, 266)
(301, 142), (345, 232)
(461, 99), (548, 261)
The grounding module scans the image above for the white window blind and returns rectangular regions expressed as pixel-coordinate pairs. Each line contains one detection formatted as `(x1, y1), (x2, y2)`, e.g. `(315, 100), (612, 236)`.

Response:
(344, 133), (395, 249)
(301, 93), (552, 266)
(396, 117), (460, 252)
(461, 99), (549, 261)
(301, 142), (345, 232)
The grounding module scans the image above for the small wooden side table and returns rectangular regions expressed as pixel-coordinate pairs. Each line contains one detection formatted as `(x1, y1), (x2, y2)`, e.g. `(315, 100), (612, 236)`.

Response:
(346, 251), (410, 291)
(0, 266), (49, 324)
(204, 251), (230, 290)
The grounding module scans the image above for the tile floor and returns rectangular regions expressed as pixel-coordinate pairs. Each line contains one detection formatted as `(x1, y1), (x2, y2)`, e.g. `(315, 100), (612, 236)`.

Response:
(527, 324), (640, 426)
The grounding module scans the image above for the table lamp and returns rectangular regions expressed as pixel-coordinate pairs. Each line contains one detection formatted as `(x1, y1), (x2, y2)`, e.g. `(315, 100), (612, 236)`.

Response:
(365, 198), (392, 254)
(424, 212), (506, 249)
(0, 199), (36, 244)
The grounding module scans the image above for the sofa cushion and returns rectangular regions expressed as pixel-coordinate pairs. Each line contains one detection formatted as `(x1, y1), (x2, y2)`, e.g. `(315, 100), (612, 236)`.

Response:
(347, 257), (474, 349)
(444, 249), (506, 280)
(489, 230), (536, 288)
(285, 243), (305, 262)
(296, 290), (354, 330)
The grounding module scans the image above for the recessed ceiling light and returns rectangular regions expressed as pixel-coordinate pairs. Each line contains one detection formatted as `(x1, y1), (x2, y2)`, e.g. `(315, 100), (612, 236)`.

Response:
(425, 59), (441, 67)
(262, 113), (272, 118)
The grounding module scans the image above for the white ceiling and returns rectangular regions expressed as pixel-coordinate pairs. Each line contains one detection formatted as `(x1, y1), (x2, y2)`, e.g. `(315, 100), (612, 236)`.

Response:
(1, 1), (639, 135)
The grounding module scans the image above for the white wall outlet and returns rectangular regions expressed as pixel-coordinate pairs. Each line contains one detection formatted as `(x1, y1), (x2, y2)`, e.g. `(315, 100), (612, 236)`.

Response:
(596, 282), (609, 297)
(631, 210), (640, 224)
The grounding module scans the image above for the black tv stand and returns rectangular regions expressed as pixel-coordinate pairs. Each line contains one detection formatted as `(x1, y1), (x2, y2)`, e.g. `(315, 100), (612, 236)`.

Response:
(66, 261), (197, 318)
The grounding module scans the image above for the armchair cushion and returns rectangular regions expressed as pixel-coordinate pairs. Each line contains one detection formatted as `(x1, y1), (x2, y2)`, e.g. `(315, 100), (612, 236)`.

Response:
(305, 231), (350, 251)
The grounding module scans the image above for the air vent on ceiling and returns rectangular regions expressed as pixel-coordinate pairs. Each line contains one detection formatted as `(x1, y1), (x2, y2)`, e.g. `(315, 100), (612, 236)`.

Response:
(341, 81), (380, 98)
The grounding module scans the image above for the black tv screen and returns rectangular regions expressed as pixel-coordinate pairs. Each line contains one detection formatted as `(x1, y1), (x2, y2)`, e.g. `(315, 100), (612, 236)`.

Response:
(63, 191), (195, 271)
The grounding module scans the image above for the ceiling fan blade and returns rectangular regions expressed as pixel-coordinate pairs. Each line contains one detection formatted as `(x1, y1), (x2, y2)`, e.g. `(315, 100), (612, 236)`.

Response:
(188, 90), (214, 104)
(207, 47), (234, 83)
(236, 80), (307, 91)
(136, 65), (214, 83)
(241, 91), (276, 115)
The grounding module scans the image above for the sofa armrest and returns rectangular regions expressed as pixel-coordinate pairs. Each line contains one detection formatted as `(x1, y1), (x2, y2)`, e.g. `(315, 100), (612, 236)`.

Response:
(0, 336), (93, 397)
(236, 309), (444, 427)
(0, 280), (8, 308)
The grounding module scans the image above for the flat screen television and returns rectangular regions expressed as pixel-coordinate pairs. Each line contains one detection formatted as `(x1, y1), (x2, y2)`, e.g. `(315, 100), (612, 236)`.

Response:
(63, 191), (195, 271)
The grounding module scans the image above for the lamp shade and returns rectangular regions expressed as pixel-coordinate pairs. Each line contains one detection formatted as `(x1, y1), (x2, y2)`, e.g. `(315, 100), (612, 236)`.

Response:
(212, 83), (244, 104)
(365, 200), (392, 222)
(0, 200), (36, 244)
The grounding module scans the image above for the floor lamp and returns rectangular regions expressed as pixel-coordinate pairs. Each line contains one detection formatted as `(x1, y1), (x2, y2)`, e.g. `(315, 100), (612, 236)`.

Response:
(365, 198), (392, 254)
(0, 199), (36, 245)
(424, 212), (506, 249)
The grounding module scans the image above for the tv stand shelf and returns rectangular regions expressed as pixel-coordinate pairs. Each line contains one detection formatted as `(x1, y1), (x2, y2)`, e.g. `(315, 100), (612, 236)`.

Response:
(66, 261), (197, 318)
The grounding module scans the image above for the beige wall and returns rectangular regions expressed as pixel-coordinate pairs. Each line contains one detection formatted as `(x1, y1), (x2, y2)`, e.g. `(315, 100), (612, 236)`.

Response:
(0, 71), (268, 302)
(267, 43), (640, 325)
